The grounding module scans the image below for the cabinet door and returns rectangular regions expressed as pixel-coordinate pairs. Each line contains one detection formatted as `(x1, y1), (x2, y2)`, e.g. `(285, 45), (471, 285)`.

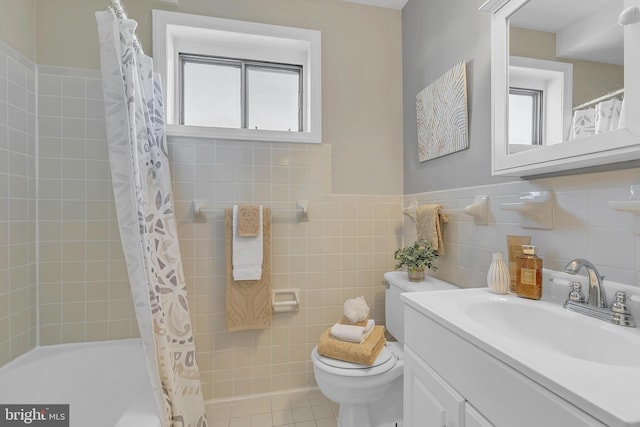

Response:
(465, 403), (493, 427)
(405, 347), (464, 427)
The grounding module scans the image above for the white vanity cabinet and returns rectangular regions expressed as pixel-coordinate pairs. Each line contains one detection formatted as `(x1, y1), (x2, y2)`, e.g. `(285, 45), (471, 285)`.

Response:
(403, 303), (606, 427)
(404, 347), (465, 427)
(405, 347), (491, 427)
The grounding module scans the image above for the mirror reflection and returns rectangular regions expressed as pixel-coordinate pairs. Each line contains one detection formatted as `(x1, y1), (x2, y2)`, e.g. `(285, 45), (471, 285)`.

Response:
(508, 0), (624, 154)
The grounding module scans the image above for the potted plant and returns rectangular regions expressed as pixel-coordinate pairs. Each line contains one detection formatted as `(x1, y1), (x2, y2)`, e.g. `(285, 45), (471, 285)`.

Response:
(394, 239), (438, 281)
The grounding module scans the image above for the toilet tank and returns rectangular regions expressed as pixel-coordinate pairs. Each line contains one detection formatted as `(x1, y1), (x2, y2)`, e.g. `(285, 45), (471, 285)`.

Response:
(383, 271), (456, 344)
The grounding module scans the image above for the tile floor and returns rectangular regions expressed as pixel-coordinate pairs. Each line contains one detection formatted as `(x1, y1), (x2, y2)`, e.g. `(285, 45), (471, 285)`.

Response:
(206, 389), (339, 427)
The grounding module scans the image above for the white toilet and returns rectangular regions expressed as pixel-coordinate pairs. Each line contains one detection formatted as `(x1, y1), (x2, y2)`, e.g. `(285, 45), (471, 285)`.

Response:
(311, 270), (456, 427)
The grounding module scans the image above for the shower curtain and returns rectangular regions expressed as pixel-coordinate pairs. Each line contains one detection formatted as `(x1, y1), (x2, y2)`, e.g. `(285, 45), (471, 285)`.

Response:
(95, 10), (207, 427)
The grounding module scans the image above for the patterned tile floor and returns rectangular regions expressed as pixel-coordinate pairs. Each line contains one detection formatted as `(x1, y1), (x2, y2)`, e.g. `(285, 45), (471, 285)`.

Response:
(206, 389), (339, 427)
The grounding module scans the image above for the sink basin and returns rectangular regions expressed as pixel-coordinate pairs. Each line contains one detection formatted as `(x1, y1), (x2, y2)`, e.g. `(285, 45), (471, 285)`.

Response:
(402, 286), (640, 427)
(461, 295), (640, 367)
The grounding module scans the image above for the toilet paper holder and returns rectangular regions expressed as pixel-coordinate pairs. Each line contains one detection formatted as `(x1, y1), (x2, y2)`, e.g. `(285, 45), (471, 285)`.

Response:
(272, 289), (300, 313)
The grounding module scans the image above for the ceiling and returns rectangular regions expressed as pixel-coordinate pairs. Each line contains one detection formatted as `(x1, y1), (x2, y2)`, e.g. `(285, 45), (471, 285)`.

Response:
(509, 0), (624, 65)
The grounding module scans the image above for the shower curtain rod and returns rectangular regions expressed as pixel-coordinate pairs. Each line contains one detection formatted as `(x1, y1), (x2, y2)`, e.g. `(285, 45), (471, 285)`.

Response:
(109, 0), (143, 52)
(573, 88), (624, 111)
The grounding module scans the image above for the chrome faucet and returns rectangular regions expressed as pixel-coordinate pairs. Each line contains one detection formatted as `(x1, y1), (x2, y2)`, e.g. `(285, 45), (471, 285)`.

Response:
(564, 258), (606, 308)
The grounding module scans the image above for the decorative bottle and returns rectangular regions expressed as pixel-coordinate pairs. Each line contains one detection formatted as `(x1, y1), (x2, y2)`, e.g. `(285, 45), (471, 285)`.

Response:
(487, 251), (510, 295)
(516, 245), (543, 300)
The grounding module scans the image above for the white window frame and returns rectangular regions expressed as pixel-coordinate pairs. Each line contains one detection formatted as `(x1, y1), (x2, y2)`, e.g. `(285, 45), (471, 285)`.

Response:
(509, 56), (573, 147)
(152, 10), (322, 144)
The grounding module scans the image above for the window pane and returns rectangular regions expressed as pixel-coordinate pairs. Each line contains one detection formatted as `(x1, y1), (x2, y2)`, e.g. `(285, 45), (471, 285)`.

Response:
(509, 93), (535, 145)
(247, 67), (300, 131)
(183, 61), (241, 128)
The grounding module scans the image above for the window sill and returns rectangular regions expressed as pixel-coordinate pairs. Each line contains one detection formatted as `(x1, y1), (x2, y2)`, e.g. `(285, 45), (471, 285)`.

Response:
(165, 124), (321, 144)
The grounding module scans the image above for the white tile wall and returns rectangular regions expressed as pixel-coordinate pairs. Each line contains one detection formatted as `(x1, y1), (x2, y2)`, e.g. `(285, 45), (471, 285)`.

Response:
(404, 168), (640, 290)
(0, 41), (37, 365)
(37, 65), (137, 345)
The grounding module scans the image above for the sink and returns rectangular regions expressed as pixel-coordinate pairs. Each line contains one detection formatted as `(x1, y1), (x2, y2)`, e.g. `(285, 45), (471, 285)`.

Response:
(402, 285), (640, 427)
(403, 287), (640, 371)
(460, 295), (640, 367)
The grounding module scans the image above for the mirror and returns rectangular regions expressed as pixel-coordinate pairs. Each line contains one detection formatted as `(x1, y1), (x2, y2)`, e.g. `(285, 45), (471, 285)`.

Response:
(509, 0), (623, 152)
(481, 0), (640, 177)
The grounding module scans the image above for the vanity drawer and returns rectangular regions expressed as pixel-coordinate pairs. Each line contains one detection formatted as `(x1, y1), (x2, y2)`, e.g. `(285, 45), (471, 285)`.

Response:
(405, 305), (606, 427)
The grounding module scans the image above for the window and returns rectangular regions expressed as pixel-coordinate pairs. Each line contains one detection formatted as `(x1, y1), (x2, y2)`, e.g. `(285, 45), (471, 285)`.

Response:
(508, 56), (573, 151)
(509, 87), (543, 146)
(181, 55), (302, 132)
(153, 10), (321, 143)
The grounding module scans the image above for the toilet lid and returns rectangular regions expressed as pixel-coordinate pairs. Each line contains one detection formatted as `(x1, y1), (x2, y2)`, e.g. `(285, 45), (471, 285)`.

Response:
(313, 346), (397, 376)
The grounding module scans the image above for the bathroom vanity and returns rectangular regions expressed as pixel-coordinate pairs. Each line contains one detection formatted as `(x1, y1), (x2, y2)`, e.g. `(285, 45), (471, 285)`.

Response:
(402, 280), (640, 427)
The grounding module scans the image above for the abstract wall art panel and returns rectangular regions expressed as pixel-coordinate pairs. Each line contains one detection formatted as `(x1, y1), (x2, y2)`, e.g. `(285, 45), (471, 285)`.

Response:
(416, 61), (469, 162)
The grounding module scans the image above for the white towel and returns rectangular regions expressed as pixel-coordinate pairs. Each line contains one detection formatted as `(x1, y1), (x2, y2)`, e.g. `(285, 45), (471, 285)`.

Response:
(232, 204), (263, 281)
(330, 319), (375, 344)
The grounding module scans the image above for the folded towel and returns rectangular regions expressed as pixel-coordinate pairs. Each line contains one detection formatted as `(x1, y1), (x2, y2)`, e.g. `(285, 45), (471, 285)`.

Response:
(225, 207), (272, 332)
(343, 296), (370, 324)
(330, 319), (375, 343)
(232, 204), (263, 281)
(416, 204), (447, 255)
(339, 315), (368, 327)
(317, 325), (386, 366)
(238, 204), (261, 237)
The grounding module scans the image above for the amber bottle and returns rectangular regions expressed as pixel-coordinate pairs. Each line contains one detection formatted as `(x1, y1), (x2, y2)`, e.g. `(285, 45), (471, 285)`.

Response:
(516, 245), (542, 300)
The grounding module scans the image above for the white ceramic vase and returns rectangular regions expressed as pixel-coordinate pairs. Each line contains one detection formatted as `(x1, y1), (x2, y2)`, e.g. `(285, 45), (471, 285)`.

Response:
(487, 251), (509, 294)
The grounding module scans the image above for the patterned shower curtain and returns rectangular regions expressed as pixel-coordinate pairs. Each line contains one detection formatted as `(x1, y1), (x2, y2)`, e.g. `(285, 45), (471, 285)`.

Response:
(95, 10), (207, 427)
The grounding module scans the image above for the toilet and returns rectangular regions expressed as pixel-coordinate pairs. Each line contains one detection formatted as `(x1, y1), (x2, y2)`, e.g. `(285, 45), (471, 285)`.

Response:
(311, 270), (456, 427)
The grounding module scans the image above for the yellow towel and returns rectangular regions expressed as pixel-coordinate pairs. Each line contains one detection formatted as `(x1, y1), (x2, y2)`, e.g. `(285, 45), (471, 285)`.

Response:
(237, 204), (261, 237)
(317, 325), (386, 366)
(225, 207), (272, 332)
(416, 204), (448, 255)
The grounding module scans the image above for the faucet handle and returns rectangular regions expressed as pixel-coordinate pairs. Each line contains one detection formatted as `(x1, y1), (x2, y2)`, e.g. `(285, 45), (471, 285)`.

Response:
(612, 291), (631, 314)
(611, 291), (636, 327)
(568, 282), (585, 303)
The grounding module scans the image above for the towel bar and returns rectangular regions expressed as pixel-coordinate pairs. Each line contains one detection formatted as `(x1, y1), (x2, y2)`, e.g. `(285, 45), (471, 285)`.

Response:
(193, 200), (309, 222)
(403, 196), (489, 225)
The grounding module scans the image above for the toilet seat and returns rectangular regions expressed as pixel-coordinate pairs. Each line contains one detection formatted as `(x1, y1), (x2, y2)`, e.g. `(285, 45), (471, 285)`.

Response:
(312, 345), (397, 377)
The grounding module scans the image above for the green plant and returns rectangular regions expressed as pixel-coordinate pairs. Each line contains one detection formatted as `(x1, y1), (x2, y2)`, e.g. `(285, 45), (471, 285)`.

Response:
(394, 239), (438, 272)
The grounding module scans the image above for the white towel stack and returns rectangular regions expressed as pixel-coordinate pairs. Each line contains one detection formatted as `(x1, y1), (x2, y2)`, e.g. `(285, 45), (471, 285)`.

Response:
(330, 319), (375, 344)
(330, 296), (375, 343)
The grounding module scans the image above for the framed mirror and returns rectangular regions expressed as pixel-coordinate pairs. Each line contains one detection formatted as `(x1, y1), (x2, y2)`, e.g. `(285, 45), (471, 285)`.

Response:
(481, 0), (640, 177)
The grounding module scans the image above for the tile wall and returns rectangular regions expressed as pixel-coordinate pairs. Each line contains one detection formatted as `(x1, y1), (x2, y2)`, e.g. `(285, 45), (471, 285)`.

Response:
(37, 65), (138, 344)
(405, 168), (640, 290)
(0, 41), (37, 366)
(170, 137), (403, 399)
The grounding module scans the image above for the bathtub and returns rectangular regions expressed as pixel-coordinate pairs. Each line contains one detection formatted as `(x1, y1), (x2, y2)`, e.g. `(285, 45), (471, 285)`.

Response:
(0, 338), (161, 427)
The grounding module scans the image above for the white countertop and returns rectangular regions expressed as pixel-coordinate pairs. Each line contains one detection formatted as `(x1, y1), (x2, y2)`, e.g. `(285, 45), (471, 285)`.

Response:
(402, 287), (640, 427)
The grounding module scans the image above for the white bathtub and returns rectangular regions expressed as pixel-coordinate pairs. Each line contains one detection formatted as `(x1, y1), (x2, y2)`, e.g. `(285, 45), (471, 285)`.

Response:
(0, 338), (161, 427)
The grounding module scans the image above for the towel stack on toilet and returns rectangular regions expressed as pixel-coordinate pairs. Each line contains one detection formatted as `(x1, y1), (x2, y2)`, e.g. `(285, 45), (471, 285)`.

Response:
(317, 296), (386, 366)
(331, 296), (375, 344)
